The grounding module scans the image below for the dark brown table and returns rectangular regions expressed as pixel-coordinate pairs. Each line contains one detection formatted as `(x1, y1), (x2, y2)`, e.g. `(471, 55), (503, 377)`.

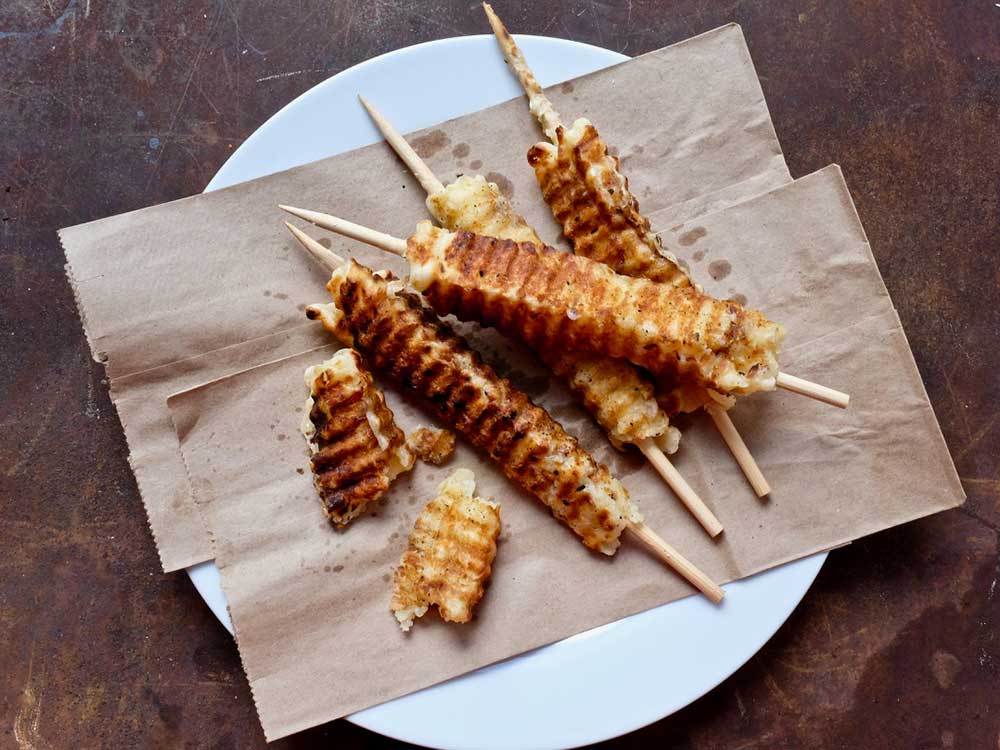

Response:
(3, 2), (997, 747)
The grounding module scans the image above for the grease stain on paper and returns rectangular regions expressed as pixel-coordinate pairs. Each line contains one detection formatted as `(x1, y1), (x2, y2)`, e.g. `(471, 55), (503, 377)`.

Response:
(678, 227), (707, 246)
(708, 259), (732, 281)
(412, 130), (450, 158)
(485, 172), (514, 199)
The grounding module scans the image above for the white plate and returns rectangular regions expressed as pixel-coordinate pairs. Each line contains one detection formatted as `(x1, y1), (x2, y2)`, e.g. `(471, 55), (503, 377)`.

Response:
(191, 34), (826, 750)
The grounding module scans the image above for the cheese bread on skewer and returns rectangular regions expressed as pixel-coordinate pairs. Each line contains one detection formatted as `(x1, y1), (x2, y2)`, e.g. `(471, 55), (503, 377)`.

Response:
(280, 207), (786, 398)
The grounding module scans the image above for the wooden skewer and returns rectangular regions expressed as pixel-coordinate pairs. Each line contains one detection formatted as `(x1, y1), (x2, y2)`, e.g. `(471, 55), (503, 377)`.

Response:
(706, 405), (770, 497)
(285, 222), (345, 267)
(628, 521), (724, 603)
(637, 438), (723, 537)
(776, 372), (849, 409)
(360, 95), (723, 535)
(286, 221), (724, 601)
(482, 2), (562, 143)
(358, 95), (445, 195)
(282, 204), (848, 412)
(278, 204), (407, 256)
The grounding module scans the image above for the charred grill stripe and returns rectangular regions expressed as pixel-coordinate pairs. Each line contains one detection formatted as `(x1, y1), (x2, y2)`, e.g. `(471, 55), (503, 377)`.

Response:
(530, 121), (689, 287)
(311, 428), (377, 469)
(305, 349), (410, 527)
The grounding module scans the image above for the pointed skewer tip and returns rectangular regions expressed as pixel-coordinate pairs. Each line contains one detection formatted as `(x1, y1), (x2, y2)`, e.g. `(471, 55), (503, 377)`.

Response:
(278, 204), (311, 222)
(284, 221), (345, 269)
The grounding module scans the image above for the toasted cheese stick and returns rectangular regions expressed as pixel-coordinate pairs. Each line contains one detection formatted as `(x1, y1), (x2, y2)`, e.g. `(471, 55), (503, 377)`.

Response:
(302, 349), (414, 526)
(280, 207), (784, 397)
(392, 468), (500, 631)
(424, 175), (678, 452)
(403, 223), (784, 395)
(306, 260), (641, 555)
(483, 3), (689, 289)
(528, 118), (690, 287)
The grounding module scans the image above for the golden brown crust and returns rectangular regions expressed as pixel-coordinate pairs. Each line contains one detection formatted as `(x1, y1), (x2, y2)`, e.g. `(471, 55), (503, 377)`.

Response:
(406, 426), (456, 465)
(427, 175), (542, 246)
(307, 261), (640, 554)
(541, 350), (670, 449)
(528, 119), (689, 287)
(391, 468), (500, 630)
(405, 224), (784, 397)
(428, 177), (675, 448)
(302, 350), (414, 527)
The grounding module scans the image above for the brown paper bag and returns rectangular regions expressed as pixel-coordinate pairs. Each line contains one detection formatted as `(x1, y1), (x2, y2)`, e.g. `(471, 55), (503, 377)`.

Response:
(168, 167), (963, 739)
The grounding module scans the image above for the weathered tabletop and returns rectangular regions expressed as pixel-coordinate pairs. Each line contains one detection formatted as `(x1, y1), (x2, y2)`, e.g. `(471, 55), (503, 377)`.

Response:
(2, 1), (997, 747)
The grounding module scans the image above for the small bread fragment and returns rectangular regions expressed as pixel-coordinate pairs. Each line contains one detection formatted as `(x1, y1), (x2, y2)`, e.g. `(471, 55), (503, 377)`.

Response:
(301, 348), (414, 527)
(391, 468), (501, 631)
(427, 174), (542, 245)
(406, 426), (456, 465)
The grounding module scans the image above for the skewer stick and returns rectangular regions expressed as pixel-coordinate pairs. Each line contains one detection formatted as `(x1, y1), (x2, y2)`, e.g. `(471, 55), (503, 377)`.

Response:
(279, 204), (407, 257)
(360, 96), (723, 533)
(482, 2), (562, 143)
(286, 221), (724, 601)
(289, 221), (346, 270)
(627, 522), (725, 603)
(705, 405), (770, 497)
(285, 222), (345, 268)
(637, 439), (723, 537)
(776, 372), (850, 409)
(358, 95), (445, 196)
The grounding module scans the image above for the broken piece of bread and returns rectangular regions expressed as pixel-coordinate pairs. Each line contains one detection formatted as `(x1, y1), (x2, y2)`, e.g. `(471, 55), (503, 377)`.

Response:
(406, 426), (456, 465)
(302, 348), (414, 527)
(391, 468), (501, 631)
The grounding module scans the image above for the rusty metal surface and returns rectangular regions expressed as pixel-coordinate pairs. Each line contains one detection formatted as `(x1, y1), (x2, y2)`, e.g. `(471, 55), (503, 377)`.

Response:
(1, 1), (997, 747)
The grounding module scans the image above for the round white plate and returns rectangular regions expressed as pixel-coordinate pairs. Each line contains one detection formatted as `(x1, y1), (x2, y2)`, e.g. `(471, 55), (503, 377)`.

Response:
(191, 34), (826, 750)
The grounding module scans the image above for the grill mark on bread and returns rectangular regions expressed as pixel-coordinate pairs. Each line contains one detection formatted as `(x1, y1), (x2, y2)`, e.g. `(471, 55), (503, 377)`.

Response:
(303, 350), (412, 526)
(529, 120), (689, 287)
